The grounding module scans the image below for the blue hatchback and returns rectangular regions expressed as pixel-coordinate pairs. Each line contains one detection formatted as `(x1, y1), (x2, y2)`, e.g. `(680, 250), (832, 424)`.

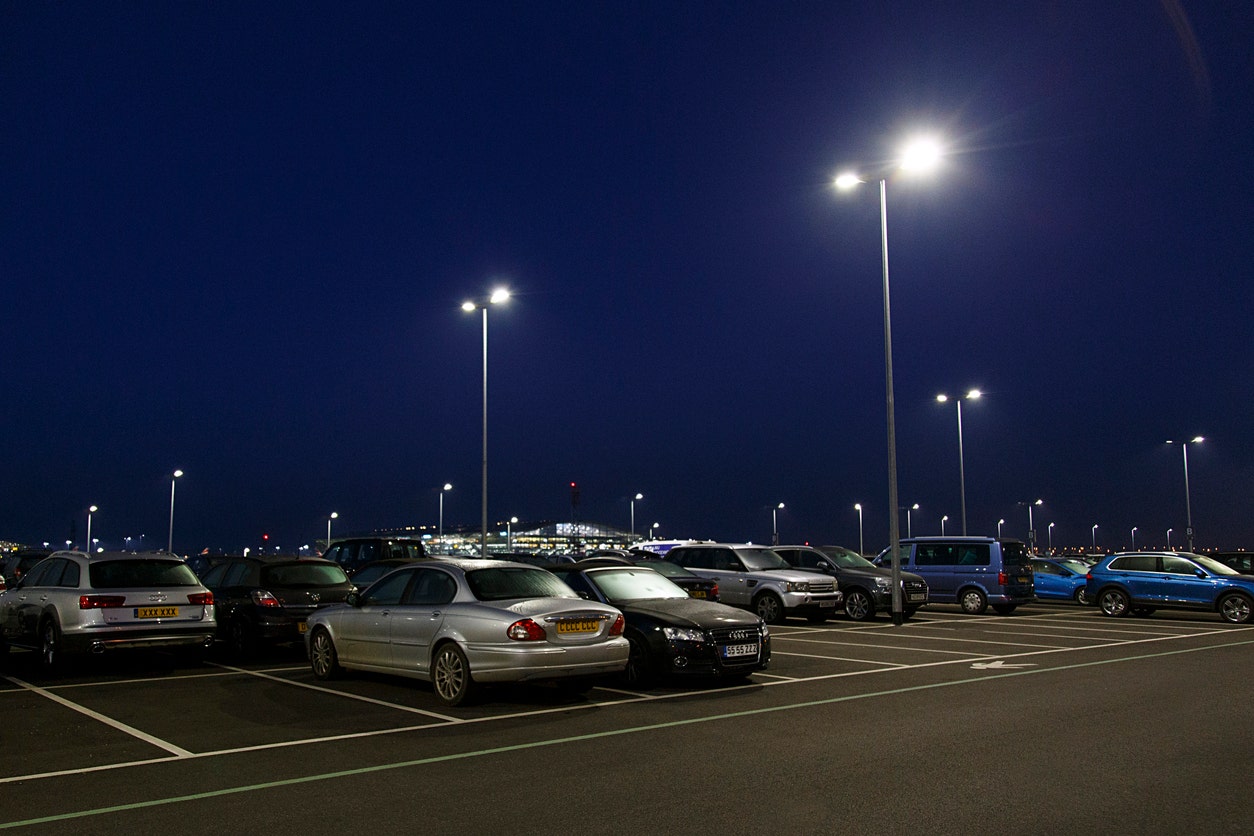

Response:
(1085, 552), (1254, 624)
(1030, 557), (1091, 605)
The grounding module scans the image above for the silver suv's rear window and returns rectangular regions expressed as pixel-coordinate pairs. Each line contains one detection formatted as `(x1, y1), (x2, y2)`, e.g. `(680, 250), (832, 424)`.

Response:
(89, 560), (201, 588)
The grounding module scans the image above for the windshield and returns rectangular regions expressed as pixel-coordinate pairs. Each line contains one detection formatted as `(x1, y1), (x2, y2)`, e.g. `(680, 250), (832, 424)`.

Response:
(1059, 560), (1091, 574)
(466, 566), (577, 601)
(820, 547), (877, 569)
(739, 548), (791, 571)
(1192, 555), (1240, 576)
(262, 563), (349, 587)
(631, 559), (693, 579)
(90, 560), (200, 588)
(588, 568), (687, 603)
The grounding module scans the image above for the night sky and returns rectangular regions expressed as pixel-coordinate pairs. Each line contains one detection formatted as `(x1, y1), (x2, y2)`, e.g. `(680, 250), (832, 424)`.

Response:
(3, 2), (1251, 554)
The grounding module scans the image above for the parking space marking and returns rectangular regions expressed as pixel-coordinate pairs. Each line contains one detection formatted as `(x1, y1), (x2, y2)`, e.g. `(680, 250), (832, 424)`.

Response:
(3, 676), (193, 758)
(8, 635), (1253, 831)
(773, 650), (908, 667)
(775, 636), (978, 655)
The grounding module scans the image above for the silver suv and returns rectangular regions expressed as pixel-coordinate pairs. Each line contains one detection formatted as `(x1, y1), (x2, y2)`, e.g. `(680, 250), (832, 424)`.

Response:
(666, 544), (841, 624)
(0, 550), (217, 671)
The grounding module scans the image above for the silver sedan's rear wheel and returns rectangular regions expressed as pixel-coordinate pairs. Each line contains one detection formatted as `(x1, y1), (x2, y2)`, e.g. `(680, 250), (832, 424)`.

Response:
(309, 628), (342, 680)
(432, 643), (474, 707)
(1219, 594), (1253, 624)
(1099, 588), (1130, 617)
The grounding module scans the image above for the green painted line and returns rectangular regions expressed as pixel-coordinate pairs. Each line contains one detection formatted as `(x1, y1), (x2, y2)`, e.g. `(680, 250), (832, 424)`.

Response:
(4, 637), (1252, 830)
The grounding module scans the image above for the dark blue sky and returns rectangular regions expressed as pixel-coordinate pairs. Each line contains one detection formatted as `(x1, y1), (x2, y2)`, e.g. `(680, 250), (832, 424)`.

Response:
(3, 2), (1251, 554)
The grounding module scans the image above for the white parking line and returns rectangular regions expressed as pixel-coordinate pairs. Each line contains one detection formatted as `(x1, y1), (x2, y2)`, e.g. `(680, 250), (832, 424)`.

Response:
(773, 651), (908, 668)
(775, 636), (976, 655)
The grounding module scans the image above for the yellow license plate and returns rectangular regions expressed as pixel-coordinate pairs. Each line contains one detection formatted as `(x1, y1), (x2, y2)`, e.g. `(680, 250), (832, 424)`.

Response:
(689, 590), (707, 599)
(556, 619), (598, 634)
(136, 607), (179, 619)
(298, 621), (308, 633)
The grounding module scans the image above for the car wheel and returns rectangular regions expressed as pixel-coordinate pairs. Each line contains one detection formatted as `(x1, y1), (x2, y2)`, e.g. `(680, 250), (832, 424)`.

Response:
(1099, 588), (1130, 617)
(959, 589), (987, 615)
(903, 608), (918, 620)
(753, 593), (785, 625)
(309, 628), (343, 680)
(1075, 587), (1090, 606)
(844, 589), (876, 621)
(992, 604), (1017, 616)
(229, 618), (256, 659)
(621, 635), (655, 688)
(39, 619), (61, 673)
(432, 643), (475, 707)
(1218, 594), (1253, 624)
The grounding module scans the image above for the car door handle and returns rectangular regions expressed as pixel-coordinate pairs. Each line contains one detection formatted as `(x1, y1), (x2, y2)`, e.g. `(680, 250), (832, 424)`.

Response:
(430, 611), (441, 619)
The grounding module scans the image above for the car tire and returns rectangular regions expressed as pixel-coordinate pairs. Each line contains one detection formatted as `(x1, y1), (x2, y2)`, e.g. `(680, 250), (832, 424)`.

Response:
(1074, 587), (1090, 606)
(844, 589), (876, 621)
(992, 604), (1017, 616)
(903, 608), (918, 620)
(229, 617), (257, 659)
(39, 618), (61, 674)
(1098, 588), (1130, 617)
(753, 593), (785, 625)
(621, 635), (655, 688)
(1218, 593), (1253, 624)
(309, 628), (343, 680)
(432, 643), (475, 707)
(959, 589), (987, 615)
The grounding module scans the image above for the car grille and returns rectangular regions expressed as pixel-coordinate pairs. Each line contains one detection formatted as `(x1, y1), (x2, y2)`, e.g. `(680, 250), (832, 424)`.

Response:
(903, 580), (927, 594)
(807, 580), (836, 594)
(708, 626), (765, 666)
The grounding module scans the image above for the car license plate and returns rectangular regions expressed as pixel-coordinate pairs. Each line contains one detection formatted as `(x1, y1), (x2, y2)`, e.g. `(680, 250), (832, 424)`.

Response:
(135, 607), (179, 619)
(689, 590), (707, 599)
(298, 621), (308, 633)
(819, 600), (836, 607)
(556, 619), (598, 634)
(907, 593), (926, 602)
(723, 643), (758, 658)
(1017, 577), (1030, 584)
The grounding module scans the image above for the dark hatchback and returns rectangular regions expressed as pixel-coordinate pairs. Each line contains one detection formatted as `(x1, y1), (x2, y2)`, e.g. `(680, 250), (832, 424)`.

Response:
(550, 561), (768, 687)
(200, 557), (354, 656)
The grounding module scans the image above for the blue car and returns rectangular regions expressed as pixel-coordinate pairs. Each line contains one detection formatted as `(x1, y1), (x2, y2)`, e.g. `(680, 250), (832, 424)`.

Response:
(1085, 552), (1254, 624)
(1030, 557), (1091, 605)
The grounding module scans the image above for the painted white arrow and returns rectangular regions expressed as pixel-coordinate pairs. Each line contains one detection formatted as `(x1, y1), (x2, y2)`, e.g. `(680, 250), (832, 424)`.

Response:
(971, 660), (1035, 670)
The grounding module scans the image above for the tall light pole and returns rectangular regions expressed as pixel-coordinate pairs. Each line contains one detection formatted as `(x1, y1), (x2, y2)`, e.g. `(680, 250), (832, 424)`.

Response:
(1047, 522), (1055, 552)
(1167, 527), (1173, 550)
(906, 503), (919, 538)
(941, 514), (949, 535)
(1131, 526), (1138, 549)
(438, 483), (453, 545)
(507, 516), (518, 552)
(854, 503), (864, 555)
(630, 493), (643, 537)
(651, 522), (660, 540)
(771, 502), (785, 546)
(86, 505), (98, 553)
(1092, 524), (1099, 551)
(327, 511), (338, 545)
(167, 469), (183, 554)
(1166, 437), (1204, 552)
(462, 288), (510, 557)
(998, 518), (1005, 539)
(936, 390), (981, 535)
(836, 134), (944, 627)
(1020, 499), (1043, 551)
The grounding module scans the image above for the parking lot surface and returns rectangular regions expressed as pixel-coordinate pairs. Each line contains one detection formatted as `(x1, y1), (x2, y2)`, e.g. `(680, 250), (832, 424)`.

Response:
(3, 602), (1252, 834)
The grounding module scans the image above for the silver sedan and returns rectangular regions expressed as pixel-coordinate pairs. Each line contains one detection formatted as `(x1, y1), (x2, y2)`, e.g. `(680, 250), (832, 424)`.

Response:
(305, 559), (628, 706)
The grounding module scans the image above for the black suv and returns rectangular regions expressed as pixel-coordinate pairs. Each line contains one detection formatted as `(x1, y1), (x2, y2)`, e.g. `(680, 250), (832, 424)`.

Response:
(200, 556), (354, 656)
(322, 537), (428, 576)
(774, 545), (929, 621)
(1, 549), (53, 586)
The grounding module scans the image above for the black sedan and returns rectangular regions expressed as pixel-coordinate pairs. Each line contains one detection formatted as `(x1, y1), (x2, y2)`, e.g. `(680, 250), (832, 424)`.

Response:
(577, 556), (719, 601)
(550, 562), (768, 687)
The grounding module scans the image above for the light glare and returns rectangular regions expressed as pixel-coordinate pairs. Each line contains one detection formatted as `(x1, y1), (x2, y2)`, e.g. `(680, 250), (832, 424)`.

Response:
(899, 137), (943, 172)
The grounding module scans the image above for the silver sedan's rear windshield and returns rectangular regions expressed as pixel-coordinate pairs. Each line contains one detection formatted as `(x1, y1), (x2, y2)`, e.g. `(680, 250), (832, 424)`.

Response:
(89, 560), (201, 588)
(466, 567), (576, 601)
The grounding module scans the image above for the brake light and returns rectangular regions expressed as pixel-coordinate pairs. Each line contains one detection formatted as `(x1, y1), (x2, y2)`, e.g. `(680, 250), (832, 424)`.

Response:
(710, 583), (719, 599)
(251, 590), (281, 608)
(608, 614), (625, 636)
(1085, 572), (1093, 581)
(80, 595), (126, 609)
(998, 572), (1008, 585)
(188, 592), (214, 606)
(506, 618), (546, 641)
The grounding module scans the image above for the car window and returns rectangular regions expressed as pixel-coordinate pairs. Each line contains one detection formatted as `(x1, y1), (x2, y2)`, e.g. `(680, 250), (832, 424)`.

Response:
(588, 568), (687, 603)
(956, 545), (990, 566)
(350, 564), (392, 587)
(221, 563), (251, 587)
(356, 542), (381, 566)
(465, 567), (576, 601)
(1161, 556), (1199, 575)
(89, 560), (201, 588)
(362, 569), (413, 606)
(404, 569), (457, 605)
(553, 571), (599, 600)
(1032, 561), (1059, 575)
(1109, 555), (1158, 572)
(57, 561), (81, 587)
(737, 548), (790, 570)
(201, 563), (228, 585)
(323, 545), (344, 565)
(916, 544), (960, 566)
(22, 559), (58, 587)
(1193, 555), (1240, 576)
(632, 559), (693, 579)
(262, 563), (349, 587)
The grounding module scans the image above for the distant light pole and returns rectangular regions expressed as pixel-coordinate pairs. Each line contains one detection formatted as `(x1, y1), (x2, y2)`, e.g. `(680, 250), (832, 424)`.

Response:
(941, 515), (949, 535)
(463, 287), (510, 557)
(167, 469), (183, 554)
(1020, 499), (1043, 550)
(1047, 522), (1055, 552)
(327, 511), (338, 545)
(771, 502), (785, 546)
(1166, 437), (1204, 552)
(86, 505), (98, 553)
(835, 134), (945, 627)
(854, 503), (864, 555)
(906, 503), (919, 538)
(1091, 524), (1099, 551)
(651, 522), (660, 540)
(1167, 527), (1174, 550)
(630, 493), (643, 537)
(438, 483), (453, 544)
(507, 516), (518, 552)
(997, 518), (1005, 539)
(936, 390), (981, 535)
(1131, 526), (1138, 549)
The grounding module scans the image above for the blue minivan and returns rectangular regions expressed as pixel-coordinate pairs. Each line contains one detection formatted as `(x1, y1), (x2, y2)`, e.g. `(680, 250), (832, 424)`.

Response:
(875, 537), (1035, 615)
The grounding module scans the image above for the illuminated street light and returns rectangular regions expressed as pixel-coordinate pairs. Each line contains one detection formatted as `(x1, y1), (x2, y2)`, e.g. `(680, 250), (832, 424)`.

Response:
(630, 493), (643, 537)
(1019, 499), (1044, 551)
(438, 483), (453, 546)
(1092, 524), (1099, 551)
(1167, 527), (1173, 550)
(168, 469), (184, 554)
(906, 503), (919, 539)
(507, 516), (518, 552)
(998, 518), (1005, 539)
(941, 514), (949, 535)
(1048, 522), (1055, 552)
(1166, 436), (1204, 551)
(771, 502), (785, 546)
(1132, 526), (1138, 549)
(327, 511), (338, 545)
(651, 522), (660, 540)
(86, 505), (98, 553)
(936, 390), (981, 535)
(854, 503), (864, 555)
(463, 288), (510, 556)
(835, 134), (944, 626)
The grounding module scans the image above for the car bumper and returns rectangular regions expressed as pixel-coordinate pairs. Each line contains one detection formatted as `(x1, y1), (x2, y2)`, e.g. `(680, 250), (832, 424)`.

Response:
(63, 626), (217, 654)
(463, 637), (630, 683)
(663, 637), (771, 677)
(781, 592), (842, 615)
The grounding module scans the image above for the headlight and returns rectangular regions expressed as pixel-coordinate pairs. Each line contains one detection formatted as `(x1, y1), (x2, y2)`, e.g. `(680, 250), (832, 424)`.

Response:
(662, 626), (705, 643)
(874, 577), (891, 589)
(784, 581), (810, 593)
